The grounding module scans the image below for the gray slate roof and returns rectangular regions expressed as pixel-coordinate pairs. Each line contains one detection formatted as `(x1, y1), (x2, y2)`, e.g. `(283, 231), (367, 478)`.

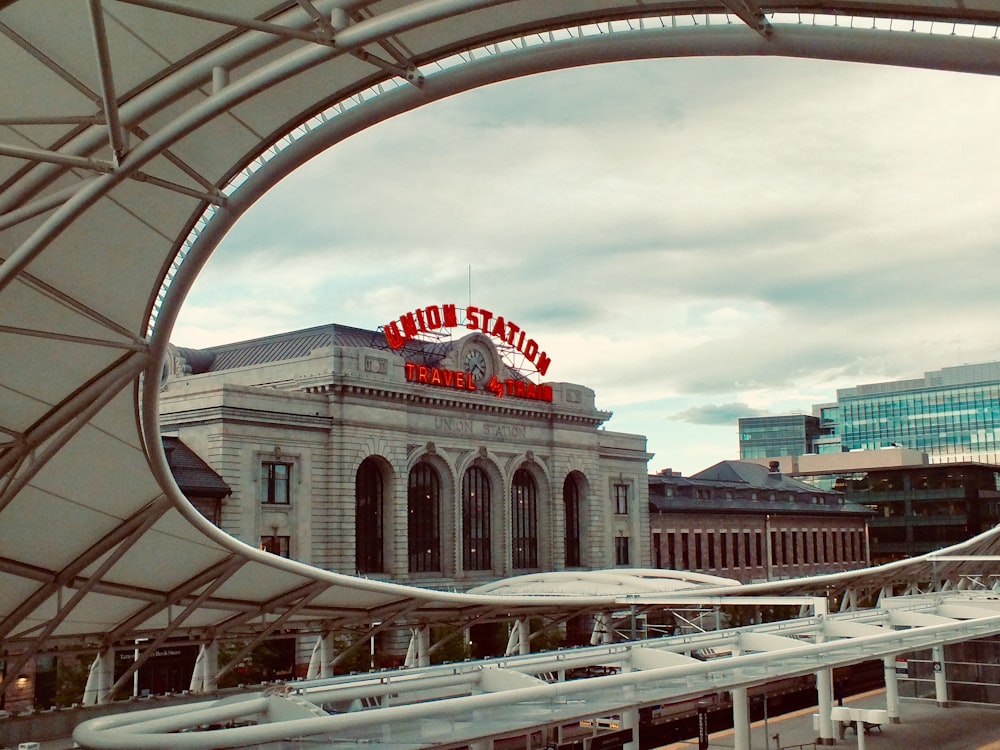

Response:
(692, 460), (829, 494)
(162, 436), (231, 498)
(177, 323), (450, 374)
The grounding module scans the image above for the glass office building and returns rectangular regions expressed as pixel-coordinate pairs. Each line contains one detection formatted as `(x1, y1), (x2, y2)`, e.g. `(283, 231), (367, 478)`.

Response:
(838, 362), (1000, 464)
(740, 362), (1000, 465)
(739, 414), (821, 459)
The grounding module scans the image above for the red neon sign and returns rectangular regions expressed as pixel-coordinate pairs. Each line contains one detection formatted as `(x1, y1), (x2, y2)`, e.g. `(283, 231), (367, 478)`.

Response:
(383, 303), (551, 377)
(403, 363), (553, 403)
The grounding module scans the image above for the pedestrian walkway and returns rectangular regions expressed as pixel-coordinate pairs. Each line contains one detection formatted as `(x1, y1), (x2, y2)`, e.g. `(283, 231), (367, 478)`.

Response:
(658, 690), (1000, 750)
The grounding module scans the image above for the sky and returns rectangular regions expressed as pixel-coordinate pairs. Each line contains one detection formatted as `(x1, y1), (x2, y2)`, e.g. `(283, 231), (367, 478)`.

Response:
(171, 55), (1000, 477)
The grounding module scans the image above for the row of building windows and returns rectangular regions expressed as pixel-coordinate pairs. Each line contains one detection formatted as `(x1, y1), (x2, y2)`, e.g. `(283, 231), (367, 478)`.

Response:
(261, 461), (629, 573)
(840, 384), (1000, 456)
(262, 458), (630, 575)
(355, 458), (594, 576)
(655, 528), (867, 573)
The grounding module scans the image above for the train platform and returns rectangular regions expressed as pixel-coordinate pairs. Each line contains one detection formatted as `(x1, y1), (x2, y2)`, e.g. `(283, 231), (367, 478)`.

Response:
(658, 690), (1000, 750)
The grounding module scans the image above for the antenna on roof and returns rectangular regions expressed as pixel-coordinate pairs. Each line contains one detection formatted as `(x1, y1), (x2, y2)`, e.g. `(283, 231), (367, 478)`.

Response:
(468, 264), (472, 307)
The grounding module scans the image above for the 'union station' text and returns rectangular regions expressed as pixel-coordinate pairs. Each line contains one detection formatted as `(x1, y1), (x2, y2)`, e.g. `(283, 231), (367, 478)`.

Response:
(385, 303), (551, 376)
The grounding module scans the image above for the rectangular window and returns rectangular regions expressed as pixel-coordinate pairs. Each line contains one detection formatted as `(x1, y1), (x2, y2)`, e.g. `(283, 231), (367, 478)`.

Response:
(614, 484), (629, 515)
(615, 536), (630, 566)
(260, 535), (290, 558)
(263, 461), (292, 504)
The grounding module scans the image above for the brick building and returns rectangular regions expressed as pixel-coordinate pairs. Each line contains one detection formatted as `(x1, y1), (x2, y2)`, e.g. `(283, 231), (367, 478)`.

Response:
(649, 461), (872, 583)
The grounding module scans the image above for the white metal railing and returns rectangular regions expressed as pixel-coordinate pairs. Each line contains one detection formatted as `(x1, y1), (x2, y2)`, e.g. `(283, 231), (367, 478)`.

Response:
(73, 591), (1000, 749)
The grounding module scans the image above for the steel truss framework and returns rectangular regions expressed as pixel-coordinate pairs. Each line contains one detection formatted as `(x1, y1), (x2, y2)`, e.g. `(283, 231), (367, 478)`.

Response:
(2, 0), (1000, 709)
(72, 589), (1000, 749)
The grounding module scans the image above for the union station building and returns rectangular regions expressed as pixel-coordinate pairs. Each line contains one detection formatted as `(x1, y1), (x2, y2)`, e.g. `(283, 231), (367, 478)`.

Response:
(158, 306), (653, 592)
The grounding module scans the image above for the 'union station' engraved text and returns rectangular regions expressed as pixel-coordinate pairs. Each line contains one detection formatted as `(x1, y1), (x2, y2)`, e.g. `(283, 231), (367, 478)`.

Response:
(434, 418), (527, 441)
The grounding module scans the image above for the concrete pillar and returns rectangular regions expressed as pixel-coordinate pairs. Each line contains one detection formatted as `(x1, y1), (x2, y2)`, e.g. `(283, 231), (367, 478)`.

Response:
(590, 613), (613, 645)
(516, 618), (530, 655)
(883, 655), (901, 723)
(188, 640), (219, 694)
(732, 685), (750, 750)
(815, 667), (835, 745)
(418, 626), (431, 667)
(932, 644), (948, 707)
(405, 627), (431, 668)
(307, 633), (335, 679)
(621, 704), (640, 750)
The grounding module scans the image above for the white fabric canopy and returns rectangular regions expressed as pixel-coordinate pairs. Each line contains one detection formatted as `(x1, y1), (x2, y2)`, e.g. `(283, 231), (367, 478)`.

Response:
(2, 1), (1000, 682)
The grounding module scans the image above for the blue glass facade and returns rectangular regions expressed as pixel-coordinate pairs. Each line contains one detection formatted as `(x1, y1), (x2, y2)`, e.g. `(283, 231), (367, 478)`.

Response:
(739, 362), (1000, 465)
(837, 363), (1000, 464)
(739, 415), (820, 459)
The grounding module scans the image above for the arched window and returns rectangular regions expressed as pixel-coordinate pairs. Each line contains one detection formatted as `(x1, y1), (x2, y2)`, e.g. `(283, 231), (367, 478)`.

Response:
(355, 458), (383, 574)
(462, 466), (491, 570)
(408, 461), (440, 573)
(563, 475), (581, 567)
(511, 468), (538, 569)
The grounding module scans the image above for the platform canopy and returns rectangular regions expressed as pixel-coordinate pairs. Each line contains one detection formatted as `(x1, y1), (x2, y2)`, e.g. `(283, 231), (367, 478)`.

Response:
(3, 0), (1000, 674)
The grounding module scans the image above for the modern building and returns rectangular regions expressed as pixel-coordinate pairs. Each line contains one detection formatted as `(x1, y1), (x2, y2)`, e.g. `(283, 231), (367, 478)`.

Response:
(792, 459), (1000, 565)
(648, 461), (873, 584)
(836, 362), (1000, 464)
(738, 414), (821, 460)
(159, 311), (653, 595)
(746, 449), (1000, 564)
(739, 361), (1000, 466)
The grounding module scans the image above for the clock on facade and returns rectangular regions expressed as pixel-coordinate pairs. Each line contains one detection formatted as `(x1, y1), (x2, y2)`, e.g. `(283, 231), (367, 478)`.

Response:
(463, 346), (490, 385)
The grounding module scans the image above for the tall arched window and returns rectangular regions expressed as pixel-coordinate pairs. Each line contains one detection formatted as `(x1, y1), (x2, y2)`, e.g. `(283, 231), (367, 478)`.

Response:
(563, 474), (581, 568)
(462, 466), (491, 571)
(511, 468), (538, 569)
(408, 461), (440, 573)
(355, 458), (383, 574)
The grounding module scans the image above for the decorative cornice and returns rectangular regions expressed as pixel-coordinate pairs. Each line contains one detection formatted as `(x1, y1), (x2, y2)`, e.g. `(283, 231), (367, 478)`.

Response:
(304, 381), (608, 427)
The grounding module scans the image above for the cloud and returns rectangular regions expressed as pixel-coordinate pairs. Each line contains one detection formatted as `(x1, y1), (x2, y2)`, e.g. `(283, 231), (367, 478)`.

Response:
(173, 55), (1000, 473)
(671, 403), (771, 426)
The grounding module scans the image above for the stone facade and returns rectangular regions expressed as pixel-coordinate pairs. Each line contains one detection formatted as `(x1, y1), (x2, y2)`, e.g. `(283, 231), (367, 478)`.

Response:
(159, 323), (652, 592)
